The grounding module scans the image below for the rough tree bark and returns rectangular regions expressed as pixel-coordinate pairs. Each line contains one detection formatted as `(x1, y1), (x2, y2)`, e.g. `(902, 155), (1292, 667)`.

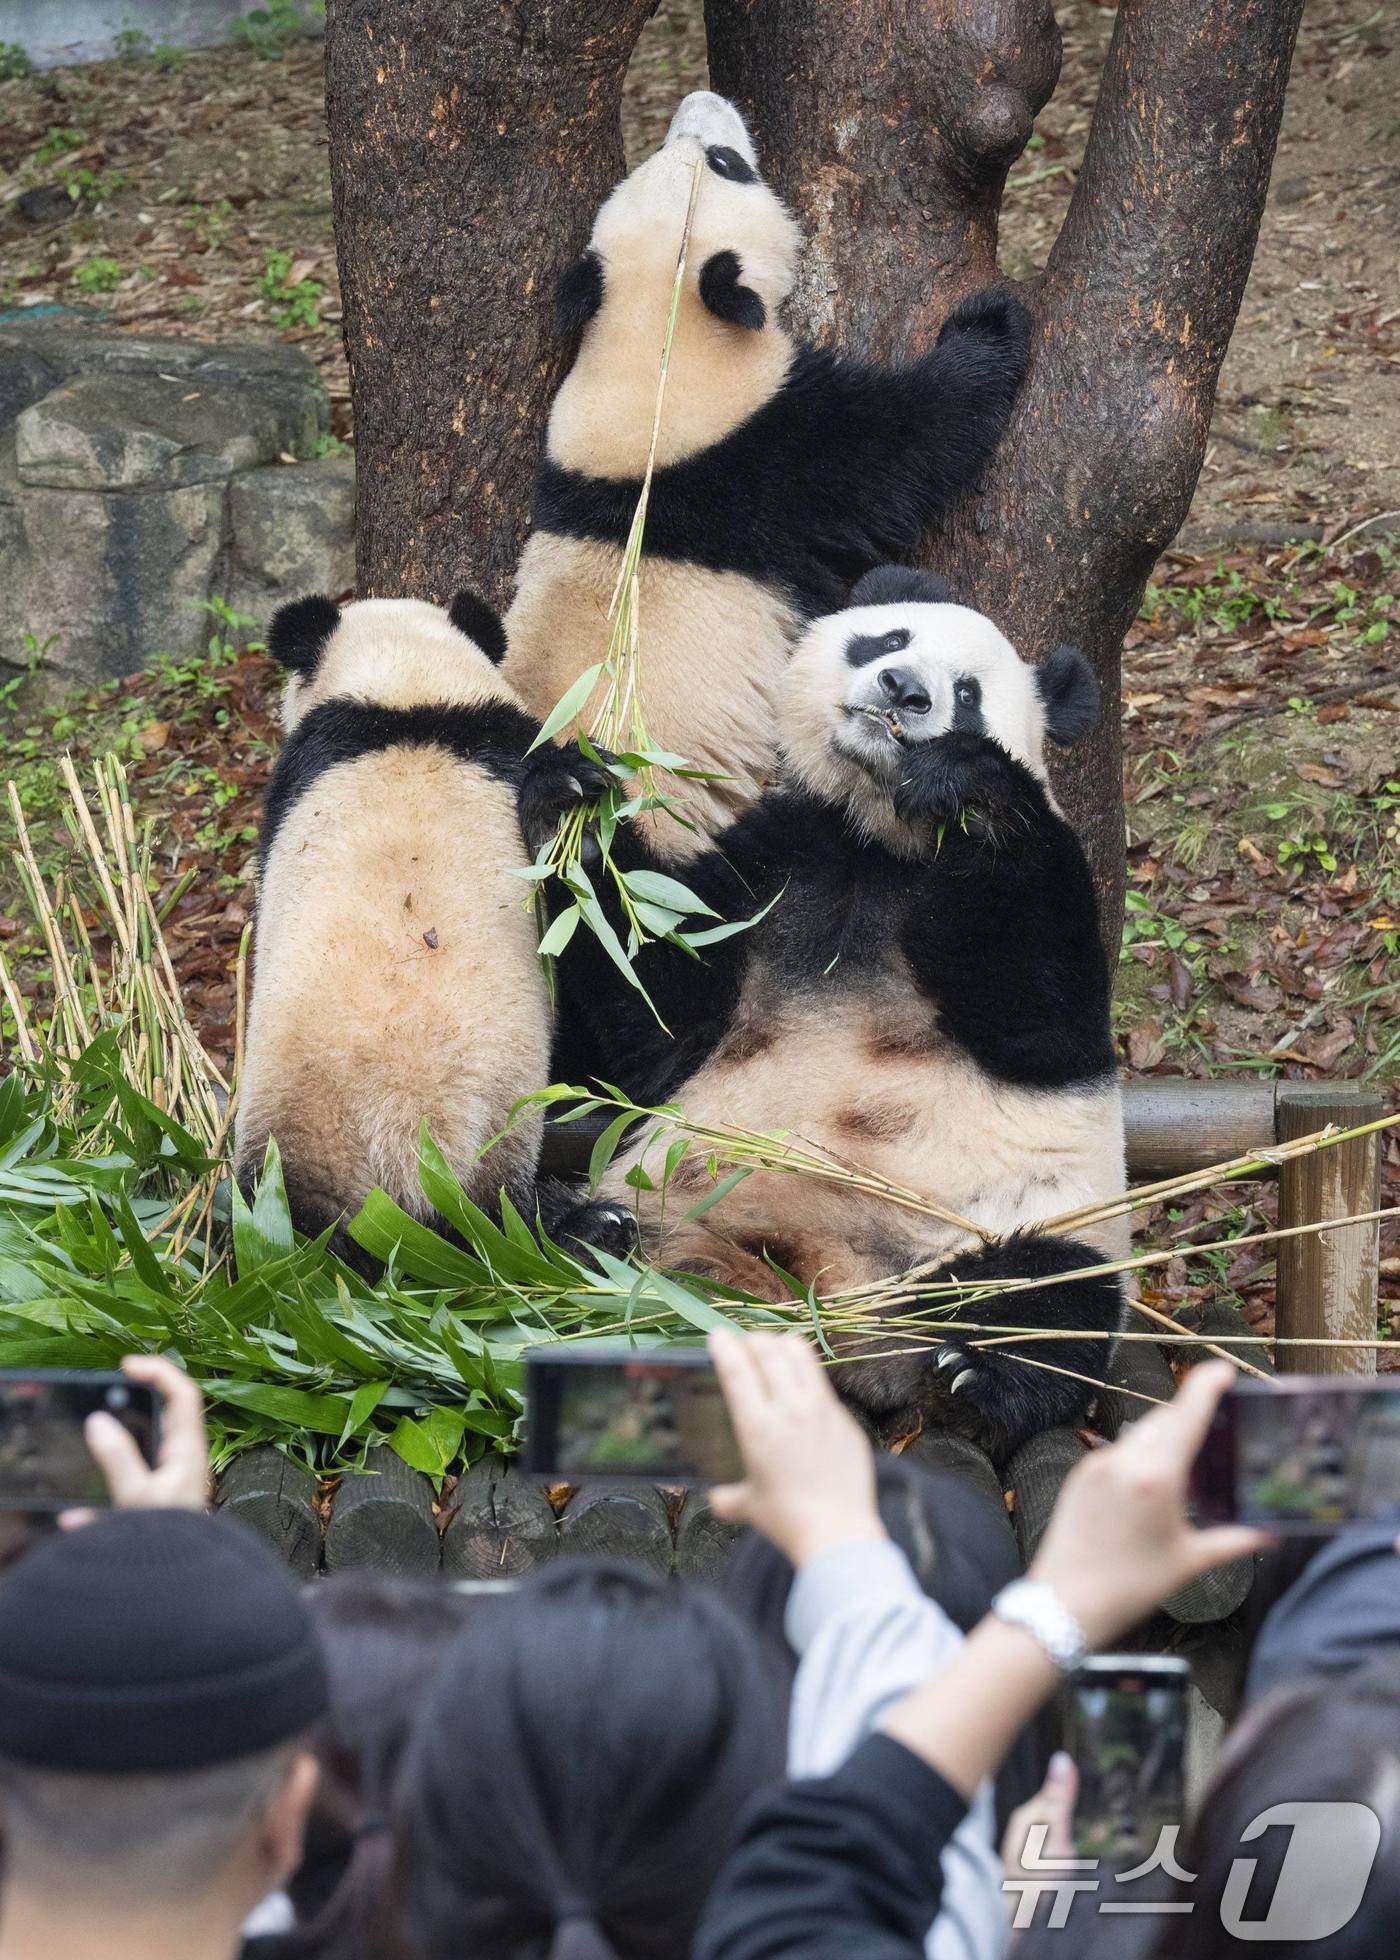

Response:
(324, 0), (658, 610)
(706, 0), (1305, 934)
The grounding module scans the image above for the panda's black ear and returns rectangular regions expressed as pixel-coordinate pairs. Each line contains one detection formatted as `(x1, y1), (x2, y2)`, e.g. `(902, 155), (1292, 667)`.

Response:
(698, 250), (766, 331)
(1037, 646), (1100, 747)
(848, 566), (953, 610)
(447, 589), (507, 665)
(266, 595), (339, 677)
(556, 249), (604, 337)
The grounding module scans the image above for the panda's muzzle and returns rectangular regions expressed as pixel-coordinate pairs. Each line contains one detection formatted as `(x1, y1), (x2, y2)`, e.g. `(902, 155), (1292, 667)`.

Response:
(876, 668), (931, 716)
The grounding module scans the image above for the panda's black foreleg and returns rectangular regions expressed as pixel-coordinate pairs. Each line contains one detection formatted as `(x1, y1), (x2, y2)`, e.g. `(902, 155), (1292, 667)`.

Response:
(533, 1174), (640, 1265)
(843, 1235), (1123, 1456)
(917, 1235), (1124, 1450)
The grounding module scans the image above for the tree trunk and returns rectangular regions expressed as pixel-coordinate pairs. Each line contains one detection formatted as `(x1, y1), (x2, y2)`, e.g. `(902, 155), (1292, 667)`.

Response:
(324, 0), (658, 610)
(707, 0), (1304, 936)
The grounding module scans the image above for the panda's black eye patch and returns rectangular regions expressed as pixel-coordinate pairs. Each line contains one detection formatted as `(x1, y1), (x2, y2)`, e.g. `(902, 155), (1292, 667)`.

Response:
(952, 675), (984, 734)
(706, 145), (757, 185)
(845, 627), (910, 668)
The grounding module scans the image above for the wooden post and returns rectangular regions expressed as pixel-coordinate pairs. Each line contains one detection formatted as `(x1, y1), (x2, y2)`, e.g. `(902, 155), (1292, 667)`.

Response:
(1122, 1079), (1277, 1180)
(217, 1447), (322, 1576)
(322, 1447), (442, 1575)
(674, 1493), (742, 1582)
(440, 1453), (559, 1579)
(557, 1483), (674, 1573)
(1275, 1084), (1384, 1377)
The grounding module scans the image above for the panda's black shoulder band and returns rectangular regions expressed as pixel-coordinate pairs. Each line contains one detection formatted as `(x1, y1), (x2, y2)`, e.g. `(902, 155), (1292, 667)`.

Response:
(259, 699), (540, 864)
(267, 595), (340, 677)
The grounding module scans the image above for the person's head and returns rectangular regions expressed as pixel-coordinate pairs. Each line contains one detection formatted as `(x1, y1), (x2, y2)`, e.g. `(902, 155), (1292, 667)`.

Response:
(253, 1573), (476, 1959)
(1150, 1661), (1400, 1960)
(395, 1558), (785, 1960)
(0, 1508), (326, 1931)
(724, 1450), (1020, 1655)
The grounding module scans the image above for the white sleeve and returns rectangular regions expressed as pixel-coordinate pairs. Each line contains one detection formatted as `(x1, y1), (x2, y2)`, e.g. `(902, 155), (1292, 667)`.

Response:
(785, 1537), (1009, 1960)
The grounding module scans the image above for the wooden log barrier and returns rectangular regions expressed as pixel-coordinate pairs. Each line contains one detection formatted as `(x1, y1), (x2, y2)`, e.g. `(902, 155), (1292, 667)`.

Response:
(1005, 1427), (1089, 1571)
(557, 1481), (674, 1574)
(673, 1492), (742, 1582)
(322, 1446), (441, 1576)
(217, 1446), (321, 1577)
(441, 1453), (559, 1579)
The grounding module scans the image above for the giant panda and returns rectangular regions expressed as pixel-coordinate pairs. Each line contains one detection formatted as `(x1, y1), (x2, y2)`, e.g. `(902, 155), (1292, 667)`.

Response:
(236, 593), (630, 1268)
(504, 90), (1033, 855)
(519, 568), (1127, 1452)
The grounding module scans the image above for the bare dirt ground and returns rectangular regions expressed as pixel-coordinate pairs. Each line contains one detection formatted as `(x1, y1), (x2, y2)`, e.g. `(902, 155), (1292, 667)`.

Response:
(0, 1), (1395, 1334)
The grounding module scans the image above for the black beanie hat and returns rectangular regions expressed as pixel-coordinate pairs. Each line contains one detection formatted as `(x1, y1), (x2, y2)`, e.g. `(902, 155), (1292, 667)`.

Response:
(0, 1509), (328, 1773)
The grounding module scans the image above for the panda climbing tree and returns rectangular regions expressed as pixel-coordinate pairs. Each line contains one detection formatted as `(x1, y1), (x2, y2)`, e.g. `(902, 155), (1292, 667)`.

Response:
(323, 0), (1305, 947)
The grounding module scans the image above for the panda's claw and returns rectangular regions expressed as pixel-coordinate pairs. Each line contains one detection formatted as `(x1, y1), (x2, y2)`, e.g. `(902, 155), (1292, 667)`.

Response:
(936, 1346), (962, 1372)
(950, 1367), (979, 1397)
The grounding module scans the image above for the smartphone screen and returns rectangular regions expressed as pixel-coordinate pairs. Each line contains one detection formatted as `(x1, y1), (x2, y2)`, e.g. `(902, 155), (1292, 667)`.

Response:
(1067, 1656), (1189, 1860)
(0, 1371), (158, 1509)
(524, 1347), (741, 1484)
(1193, 1375), (1400, 1532)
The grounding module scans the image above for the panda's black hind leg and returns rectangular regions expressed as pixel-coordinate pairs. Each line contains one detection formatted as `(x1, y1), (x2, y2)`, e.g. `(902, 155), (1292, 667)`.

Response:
(534, 1176), (639, 1263)
(921, 1236), (1123, 1452)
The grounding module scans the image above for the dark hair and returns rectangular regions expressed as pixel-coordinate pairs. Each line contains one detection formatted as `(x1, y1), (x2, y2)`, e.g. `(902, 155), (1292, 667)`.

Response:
(395, 1559), (785, 1960)
(1146, 1662), (1400, 1960)
(724, 1452), (1018, 1655)
(723, 1452), (1042, 1824)
(244, 1574), (473, 1960)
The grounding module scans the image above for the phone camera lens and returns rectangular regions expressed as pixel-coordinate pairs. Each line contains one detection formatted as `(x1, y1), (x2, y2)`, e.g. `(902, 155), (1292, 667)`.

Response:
(105, 1385), (130, 1411)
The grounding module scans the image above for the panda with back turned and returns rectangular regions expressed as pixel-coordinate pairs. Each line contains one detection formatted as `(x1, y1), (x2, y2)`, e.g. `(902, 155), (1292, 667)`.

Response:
(520, 568), (1128, 1454)
(235, 592), (632, 1270)
(504, 91), (1034, 854)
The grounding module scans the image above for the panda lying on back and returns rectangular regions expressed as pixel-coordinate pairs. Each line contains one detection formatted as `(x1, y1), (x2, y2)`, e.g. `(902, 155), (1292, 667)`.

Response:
(236, 593), (630, 1270)
(521, 568), (1128, 1452)
(505, 91), (1032, 854)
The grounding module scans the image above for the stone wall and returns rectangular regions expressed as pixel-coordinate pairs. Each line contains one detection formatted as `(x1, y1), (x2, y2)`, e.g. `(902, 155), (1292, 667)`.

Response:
(0, 327), (353, 681)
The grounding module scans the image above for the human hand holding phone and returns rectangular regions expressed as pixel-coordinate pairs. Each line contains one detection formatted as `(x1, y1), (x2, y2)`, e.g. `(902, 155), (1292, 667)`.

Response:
(59, 1354), (209, 1528)
(706, 1328), (884, 1569)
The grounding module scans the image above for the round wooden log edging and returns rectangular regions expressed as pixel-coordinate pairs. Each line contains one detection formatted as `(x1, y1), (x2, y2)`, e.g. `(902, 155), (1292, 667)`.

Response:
(441, 1453), (560, 1579)
(1005, 1426), (1090, 1571)
(557, 1481), (674, 1574)
(673, 1492), (742, 1582)
(322, 1446), (441, 1577)
(216, 1445), (322, 1577)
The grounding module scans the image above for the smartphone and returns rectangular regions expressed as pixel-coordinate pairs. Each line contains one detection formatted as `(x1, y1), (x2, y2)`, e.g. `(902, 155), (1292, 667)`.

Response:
(0, 1371), (158, 1510)
(1066, 1654), (1189, 1860)
(1193, 1374), (1400, 1532)
(523, 1345), (741, 1484)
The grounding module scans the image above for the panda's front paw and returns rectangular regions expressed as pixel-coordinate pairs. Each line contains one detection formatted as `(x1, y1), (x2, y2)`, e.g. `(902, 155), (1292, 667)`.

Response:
(937, 290), (1033, 368)
(931, 1338), (1083, 1452)
(555, 1197), (639, 1264)
(892, 732), (1032, 830)
(518, 743), (617, 857)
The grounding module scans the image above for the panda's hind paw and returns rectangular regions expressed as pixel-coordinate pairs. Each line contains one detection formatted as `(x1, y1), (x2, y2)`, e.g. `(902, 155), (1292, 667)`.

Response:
(938, 289), (1033, 358)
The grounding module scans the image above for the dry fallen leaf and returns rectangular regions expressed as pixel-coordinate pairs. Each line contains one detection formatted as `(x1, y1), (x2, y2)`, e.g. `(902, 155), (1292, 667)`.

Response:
(422, 927), (440, 950)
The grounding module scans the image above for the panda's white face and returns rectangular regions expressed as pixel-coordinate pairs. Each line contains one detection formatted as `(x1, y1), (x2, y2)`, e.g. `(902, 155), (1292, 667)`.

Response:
(547, 93), (802, 478)
(280, 599), (514, 732)
(778, 601), (1068, 841)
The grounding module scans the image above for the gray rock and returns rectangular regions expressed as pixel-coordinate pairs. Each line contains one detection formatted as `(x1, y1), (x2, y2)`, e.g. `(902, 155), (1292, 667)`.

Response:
(16, 368), (318, 491)
(7, 474), (225, 680)
(0, 327), (340, 679)
(228, 455), (355, 624)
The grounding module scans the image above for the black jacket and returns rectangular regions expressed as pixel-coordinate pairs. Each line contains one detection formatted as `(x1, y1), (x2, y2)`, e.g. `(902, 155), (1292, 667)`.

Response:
(695, 1732), (967, 1960)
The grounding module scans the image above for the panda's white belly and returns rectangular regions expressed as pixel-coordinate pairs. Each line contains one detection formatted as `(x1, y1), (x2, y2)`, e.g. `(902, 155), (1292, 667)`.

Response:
(604, 994), (1128, 1290)
(504, 534), (799, 853)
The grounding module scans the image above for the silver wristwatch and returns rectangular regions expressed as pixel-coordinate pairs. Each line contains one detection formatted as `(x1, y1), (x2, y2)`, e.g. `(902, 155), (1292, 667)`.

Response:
(990, 1579), (1090, 1674)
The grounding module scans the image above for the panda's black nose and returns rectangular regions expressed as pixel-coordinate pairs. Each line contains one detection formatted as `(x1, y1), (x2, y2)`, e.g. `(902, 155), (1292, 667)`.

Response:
(877, 667), (931, 714)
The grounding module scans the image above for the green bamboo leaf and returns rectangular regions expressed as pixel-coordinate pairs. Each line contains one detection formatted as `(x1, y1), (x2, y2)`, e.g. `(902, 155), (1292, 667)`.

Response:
(536, 905), (581, 958)
(681, 1166), (752, 1223)
(620, 869), (719, 918)
(386, 1406), (468, 1477)
(587, 1111), (638, 1193)
(527, 664), (606, 751)
(681, 886), (784, 948)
